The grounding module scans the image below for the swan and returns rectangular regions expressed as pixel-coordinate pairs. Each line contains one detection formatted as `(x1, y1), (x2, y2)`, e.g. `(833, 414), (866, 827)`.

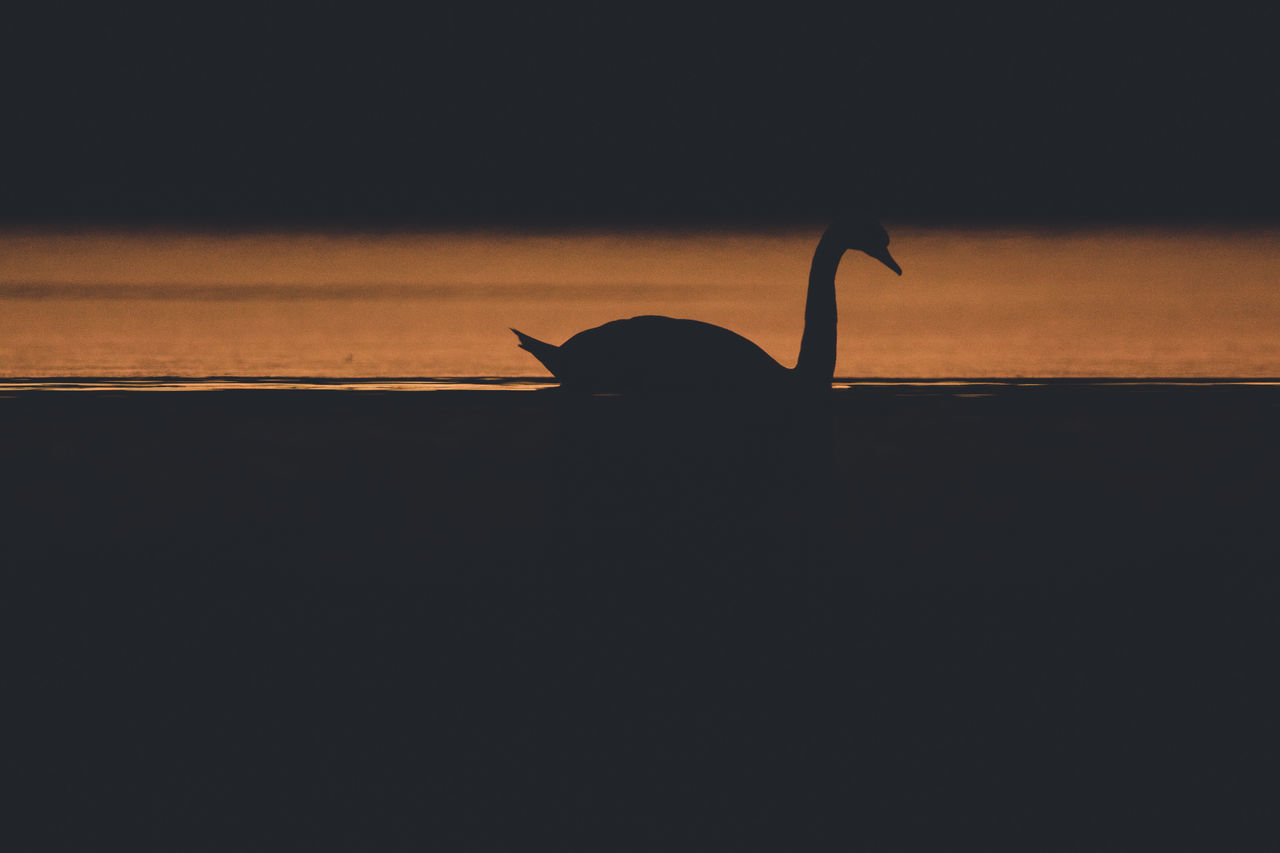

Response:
(510, 217), (901, 391)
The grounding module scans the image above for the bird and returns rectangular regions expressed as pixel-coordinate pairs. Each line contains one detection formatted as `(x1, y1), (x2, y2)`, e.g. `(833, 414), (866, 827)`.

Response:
(511, 217), (901, 391)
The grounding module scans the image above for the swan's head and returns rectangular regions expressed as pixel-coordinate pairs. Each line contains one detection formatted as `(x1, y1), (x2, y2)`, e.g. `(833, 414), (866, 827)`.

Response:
(826, 217), (902, 275)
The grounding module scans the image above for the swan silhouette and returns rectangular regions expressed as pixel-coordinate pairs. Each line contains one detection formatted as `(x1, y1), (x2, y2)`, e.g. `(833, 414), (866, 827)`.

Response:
(511, 217), (901, 391)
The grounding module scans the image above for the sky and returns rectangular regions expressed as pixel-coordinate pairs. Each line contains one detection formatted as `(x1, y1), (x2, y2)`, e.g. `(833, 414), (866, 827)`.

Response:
(5, 7), (1279, 225)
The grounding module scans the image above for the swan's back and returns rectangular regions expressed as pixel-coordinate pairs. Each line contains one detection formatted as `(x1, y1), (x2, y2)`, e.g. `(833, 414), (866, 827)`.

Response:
(556, 316), (790, 391)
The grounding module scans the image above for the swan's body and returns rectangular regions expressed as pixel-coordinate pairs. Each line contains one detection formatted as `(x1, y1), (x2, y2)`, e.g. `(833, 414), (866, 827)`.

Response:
(513, 317), (791, 391)
(512, 218), (901, 391)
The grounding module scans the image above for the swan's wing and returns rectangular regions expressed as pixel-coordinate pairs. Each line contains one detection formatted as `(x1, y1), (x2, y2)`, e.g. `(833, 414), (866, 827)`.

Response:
(558, 315), (788, 389)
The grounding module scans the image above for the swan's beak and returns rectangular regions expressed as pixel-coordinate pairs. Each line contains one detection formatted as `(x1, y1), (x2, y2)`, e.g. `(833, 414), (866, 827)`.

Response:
(868, 245), (902, 276)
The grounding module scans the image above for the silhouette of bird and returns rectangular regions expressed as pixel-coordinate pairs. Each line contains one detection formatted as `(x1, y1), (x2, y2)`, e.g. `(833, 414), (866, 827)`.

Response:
(511, 217), (901, 391)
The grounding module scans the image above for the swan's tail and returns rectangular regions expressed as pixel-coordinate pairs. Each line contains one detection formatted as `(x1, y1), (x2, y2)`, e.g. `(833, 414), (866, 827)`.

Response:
(510, 328), (563, 377)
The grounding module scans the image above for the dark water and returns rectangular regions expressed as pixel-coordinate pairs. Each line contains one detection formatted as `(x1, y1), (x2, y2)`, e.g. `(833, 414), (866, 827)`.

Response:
(8, 384), (1280, 849)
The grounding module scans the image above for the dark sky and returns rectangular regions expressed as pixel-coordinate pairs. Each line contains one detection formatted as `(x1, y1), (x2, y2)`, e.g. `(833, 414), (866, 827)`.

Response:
(5, 7), (1279, 225)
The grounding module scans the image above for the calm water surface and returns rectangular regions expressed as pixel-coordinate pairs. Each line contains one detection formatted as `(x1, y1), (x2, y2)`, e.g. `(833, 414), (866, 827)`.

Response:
(3, 226), (1278, 378)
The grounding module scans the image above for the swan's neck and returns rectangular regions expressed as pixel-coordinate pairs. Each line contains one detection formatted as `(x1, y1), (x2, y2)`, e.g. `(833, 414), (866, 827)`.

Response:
(795, 233), (845, 385)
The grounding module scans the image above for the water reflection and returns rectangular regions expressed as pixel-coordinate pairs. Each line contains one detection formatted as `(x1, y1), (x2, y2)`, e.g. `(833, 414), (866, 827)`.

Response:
(0, 377), (554, 392)
(2, 378), (1275, 393)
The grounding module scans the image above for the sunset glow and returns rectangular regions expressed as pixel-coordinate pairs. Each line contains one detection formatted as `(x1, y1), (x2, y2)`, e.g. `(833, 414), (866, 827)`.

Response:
(3, 227), (1278, 378)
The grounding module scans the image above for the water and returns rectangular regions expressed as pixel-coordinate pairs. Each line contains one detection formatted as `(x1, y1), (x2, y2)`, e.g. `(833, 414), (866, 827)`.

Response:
(9, 226), (1280, 851)
(3, 226), (1279, 379)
